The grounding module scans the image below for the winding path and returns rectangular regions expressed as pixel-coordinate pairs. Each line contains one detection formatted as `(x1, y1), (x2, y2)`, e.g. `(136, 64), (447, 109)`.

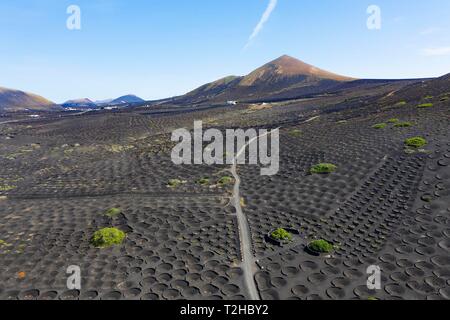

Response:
(229, 116), (320, 300)
(230, 131), (274, 300)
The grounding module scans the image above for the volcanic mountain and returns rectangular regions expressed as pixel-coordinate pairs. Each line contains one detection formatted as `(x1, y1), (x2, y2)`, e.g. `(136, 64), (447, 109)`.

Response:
(0, 87), (59, 112)
(240, 54), (353, 85)
(179, 55), (356, 104)
(62, 98), (98, 109)
(111, 95), (145, 105)
(94, 98), (114, 106)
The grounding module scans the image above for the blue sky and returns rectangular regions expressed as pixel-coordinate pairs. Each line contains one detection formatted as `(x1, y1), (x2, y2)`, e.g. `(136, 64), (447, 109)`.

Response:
(1, 0), (449, 103)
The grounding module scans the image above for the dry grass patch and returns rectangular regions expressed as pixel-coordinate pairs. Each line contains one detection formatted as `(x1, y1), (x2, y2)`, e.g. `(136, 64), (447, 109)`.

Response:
(248, 103), (273, 111)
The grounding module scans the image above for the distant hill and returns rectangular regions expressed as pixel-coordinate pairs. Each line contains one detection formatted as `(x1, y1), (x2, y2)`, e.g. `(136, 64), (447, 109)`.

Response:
(0, 87), (60, 112)
(62, 98), (97, 109)
(111, 95), (145, 105)
(95, 98), (114, 106)
(177, 55), (356, 104)
(61, 95), (145, 109)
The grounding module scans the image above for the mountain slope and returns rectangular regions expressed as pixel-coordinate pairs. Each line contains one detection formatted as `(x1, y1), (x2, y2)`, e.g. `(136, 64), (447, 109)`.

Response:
(178, 55), (356, 104)
(0, 87), (59, 112)
(183, 76), (242, 101)
(381, 73), (450, 104)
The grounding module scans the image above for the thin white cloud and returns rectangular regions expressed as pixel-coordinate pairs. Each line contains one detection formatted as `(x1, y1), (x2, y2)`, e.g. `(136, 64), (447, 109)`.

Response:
(422, 47), (450, 56)
(244, 0), (278, 49)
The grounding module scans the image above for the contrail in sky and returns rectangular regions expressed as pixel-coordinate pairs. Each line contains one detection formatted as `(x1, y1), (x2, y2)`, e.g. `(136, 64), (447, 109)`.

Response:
(244, 0), (278, 50)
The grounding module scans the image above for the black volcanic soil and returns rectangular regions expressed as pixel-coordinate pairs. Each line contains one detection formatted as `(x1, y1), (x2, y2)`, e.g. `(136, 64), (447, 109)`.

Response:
(241, 100), (450, 300)
(0, 80), (449, 300)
